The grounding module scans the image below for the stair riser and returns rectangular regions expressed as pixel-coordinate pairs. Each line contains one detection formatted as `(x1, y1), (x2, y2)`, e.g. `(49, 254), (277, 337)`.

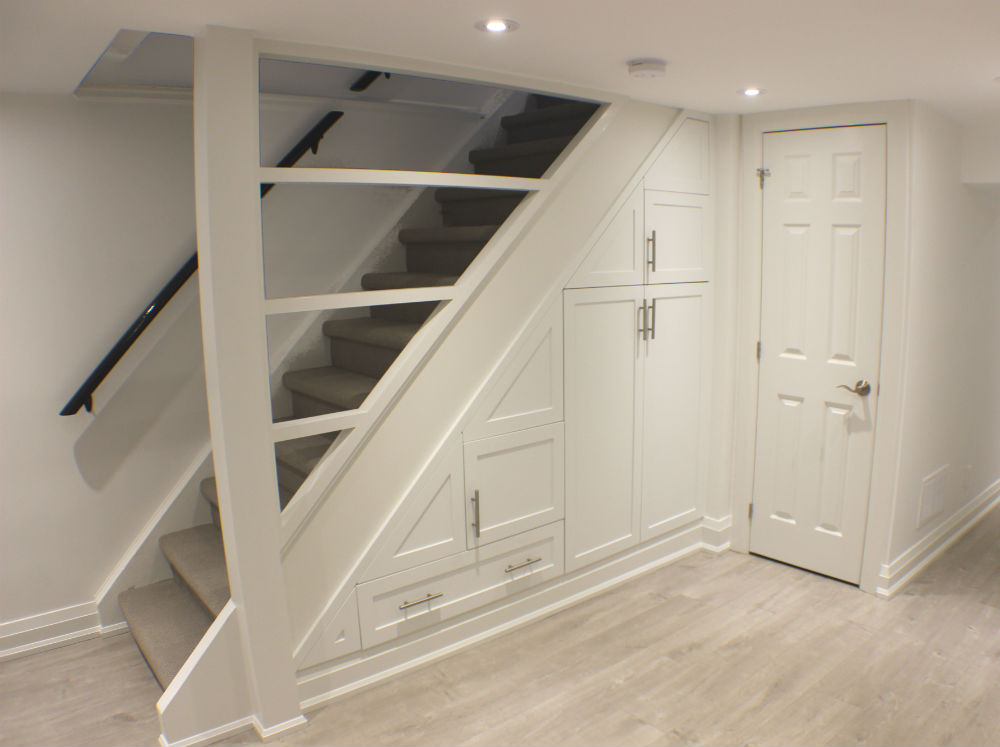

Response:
(405, 246), (480, 275)
(473, 153), (559, 178)
(290, 391), (346, 419)
(330, 339), (401, 379)
(371, 301), (441, 324)
(165, 561), (220, 620)
(439, 198), (522, 227)
(504, 118), (590, 144)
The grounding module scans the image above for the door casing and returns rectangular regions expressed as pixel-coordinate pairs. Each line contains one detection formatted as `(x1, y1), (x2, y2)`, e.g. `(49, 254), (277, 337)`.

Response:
(731, 102), (914, 595)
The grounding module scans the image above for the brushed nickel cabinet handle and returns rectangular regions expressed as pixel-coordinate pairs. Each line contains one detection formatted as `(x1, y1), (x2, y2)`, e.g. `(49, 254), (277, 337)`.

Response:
(398, 592), (443, 611)
(505, 557), (543, 573)
(647, 230), (657, 272)
(471, 489), (481, 539)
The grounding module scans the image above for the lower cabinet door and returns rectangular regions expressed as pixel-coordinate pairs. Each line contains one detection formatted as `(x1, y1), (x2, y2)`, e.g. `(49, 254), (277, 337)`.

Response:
(357, 523), (564, 649)
(564, 286), (644, 571)
(463, 423), (565, 548)
(640, 283), (708, 540)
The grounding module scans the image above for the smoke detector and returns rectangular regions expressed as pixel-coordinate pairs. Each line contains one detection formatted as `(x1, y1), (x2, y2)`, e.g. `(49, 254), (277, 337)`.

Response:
(627, 58), (667, 78)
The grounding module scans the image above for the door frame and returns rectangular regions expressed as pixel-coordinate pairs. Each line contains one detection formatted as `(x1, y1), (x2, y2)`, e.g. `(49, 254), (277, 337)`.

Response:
(731, 102), (913, 595)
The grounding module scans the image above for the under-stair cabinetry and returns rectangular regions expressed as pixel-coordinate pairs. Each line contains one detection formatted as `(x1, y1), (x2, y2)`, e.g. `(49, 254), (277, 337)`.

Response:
(563, 113), (713, 572)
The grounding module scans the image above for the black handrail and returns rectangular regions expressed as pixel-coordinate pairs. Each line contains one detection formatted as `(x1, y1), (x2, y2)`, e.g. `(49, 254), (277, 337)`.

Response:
(349, 70), (390, 92)
(60, 110), (344, 416)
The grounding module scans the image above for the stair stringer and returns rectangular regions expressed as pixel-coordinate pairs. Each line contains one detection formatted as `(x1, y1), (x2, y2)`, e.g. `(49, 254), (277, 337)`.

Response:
(282, 101), (687, 672)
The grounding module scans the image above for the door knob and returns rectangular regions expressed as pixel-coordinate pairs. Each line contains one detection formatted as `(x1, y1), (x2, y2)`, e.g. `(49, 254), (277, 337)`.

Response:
(837, 380), (871, 397)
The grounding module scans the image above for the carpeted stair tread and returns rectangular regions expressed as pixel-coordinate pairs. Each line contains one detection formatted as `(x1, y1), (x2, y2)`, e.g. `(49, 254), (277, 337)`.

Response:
(119, 579), (214, 690)
(275, 433), (337, 478)
(361, 272), (458, 290)
(323, 317), (420, 350)
(468, 135), (574, 164)
(159, 524), (230, 617)
(282, 366), (376, 410)
(398, 224), (499, 245)
(501, 102), (598, 130)
(434, 188), (527, 204)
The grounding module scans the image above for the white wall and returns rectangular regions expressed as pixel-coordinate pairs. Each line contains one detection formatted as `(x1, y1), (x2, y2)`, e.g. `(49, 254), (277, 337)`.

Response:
(887, 103), (1000, 561)
(0, 94), (208, 634)
(961, 123), (1000, 185)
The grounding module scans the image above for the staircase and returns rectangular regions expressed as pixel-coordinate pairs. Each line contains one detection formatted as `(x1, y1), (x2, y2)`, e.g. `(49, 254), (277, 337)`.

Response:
(119, 95), (598, 689)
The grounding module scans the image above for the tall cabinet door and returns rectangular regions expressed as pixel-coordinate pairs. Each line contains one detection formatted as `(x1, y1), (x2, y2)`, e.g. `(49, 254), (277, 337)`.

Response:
(564, 286), (644, 572)
(640, 283), (709, 540)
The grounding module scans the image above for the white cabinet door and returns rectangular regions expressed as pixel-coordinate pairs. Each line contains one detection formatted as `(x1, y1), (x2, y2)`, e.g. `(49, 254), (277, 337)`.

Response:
(640, 284), (709, 540)
(564, 286), (644, 571)
(645, 191), (712, 284)
(567, 184), (644, 288)
(464, 423), (564, 548)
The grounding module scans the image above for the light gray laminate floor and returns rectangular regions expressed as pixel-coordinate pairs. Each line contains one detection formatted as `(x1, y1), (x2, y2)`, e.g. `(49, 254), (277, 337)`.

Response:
(4, 507), (1000, 746)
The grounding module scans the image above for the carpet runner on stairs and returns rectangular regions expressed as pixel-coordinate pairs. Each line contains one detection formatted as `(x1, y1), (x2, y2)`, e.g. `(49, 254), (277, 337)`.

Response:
(119, 93), (598, 690)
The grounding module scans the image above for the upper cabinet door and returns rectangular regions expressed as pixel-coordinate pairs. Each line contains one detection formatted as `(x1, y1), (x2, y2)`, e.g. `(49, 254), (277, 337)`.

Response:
(644, 116), (711, 194)
(563, 286), (644, 571)
(644, 191), (713, 284)
(464, 423), (565, 549)
(566, 184), (644, 288)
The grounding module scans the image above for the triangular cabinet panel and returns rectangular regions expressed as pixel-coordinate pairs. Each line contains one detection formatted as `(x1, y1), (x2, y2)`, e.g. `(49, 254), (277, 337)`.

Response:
(644, 116), (711, 194)
(566, 183), (644, 288)
(295, 590), (362, 671)
(359, 435), (466, 582)
(463, 299), (563, 441)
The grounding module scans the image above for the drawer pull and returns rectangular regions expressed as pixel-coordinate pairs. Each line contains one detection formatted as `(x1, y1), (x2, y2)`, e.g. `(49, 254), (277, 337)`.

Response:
(398, 592), (443, 611)
(471, 489), (481, 539)
(505, 557), (543, 574)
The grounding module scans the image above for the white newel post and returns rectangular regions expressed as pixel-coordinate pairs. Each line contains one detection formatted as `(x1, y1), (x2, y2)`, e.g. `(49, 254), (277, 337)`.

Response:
(192, 27), (305, 735)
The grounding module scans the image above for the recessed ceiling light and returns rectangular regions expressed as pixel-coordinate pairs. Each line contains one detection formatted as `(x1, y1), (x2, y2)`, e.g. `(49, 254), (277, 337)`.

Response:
(627, 58), (667, 78)
(475, 18), (519, 33)
(743, 87), (763, 97)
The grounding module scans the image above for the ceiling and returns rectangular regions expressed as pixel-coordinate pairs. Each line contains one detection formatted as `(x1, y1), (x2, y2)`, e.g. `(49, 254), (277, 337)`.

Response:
(2, 0), (999, 127)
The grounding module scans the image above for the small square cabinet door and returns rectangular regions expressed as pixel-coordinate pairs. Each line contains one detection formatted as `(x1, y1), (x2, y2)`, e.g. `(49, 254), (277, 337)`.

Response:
(464, 423), (565, 548)
(645, 191), (713, 284)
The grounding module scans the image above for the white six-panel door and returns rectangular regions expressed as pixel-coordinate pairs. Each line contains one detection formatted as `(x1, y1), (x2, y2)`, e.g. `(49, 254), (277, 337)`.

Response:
(750, 125), (887, 584)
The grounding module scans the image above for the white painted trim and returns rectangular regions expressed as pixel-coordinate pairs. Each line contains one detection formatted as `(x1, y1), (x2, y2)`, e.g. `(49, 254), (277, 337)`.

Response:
(876, 478), (1000, 598)
(158, 717), (256, 747)
(264, 287), (456, 315)
(255, 39), (621, 107)
(297, 518), (725, 708)
(252, 714), (309, 739)
(0, 607), (129, 662)
(731, 102), (913, 600)
(259, 167), (544, 191)
(271, 411), (366, 443)
(700, 514), (733, 551)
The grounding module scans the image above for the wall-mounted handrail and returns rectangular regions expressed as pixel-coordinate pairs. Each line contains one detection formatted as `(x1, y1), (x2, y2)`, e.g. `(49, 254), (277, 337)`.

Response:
(60, 110), (344, 415)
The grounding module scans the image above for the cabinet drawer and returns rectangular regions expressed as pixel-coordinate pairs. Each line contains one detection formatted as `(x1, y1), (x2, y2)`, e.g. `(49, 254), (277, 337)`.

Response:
(357, 523), (564, 648)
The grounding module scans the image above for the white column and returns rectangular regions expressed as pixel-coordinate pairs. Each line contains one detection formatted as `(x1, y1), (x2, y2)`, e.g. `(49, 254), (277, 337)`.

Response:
(193, 26), (304, 735)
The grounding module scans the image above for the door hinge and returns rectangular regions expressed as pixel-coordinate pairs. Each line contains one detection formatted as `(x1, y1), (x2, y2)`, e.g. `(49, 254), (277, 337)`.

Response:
(748, 503), (754, 520)
(756, 167), (771, 189)
(756, 340), (761, 361)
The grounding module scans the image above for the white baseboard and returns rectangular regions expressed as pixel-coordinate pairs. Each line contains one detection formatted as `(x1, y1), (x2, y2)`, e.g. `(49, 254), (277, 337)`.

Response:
(297, 517), (723, 710)
(0, 602), (128, 662)
(252, 714), (309, 739)
(158, 717), (255, 747)
(877, 477), (1000, 598)
(701, 513), (732, 551)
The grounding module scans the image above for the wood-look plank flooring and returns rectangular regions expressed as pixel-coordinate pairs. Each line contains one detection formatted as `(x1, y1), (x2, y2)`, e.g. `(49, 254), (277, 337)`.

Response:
(4, 506), (1000, 746)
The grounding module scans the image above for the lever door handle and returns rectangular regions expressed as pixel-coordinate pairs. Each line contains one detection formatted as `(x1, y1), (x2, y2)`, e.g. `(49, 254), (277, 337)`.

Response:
(836, 380), (871, 397)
